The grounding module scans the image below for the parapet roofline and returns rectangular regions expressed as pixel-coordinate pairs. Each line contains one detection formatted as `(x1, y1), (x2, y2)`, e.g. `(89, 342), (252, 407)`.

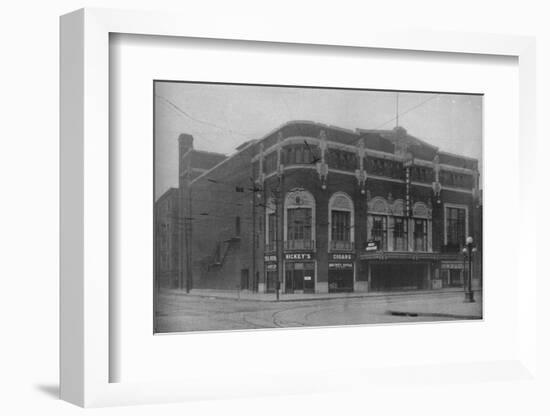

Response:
(155, 187), (178, 203)
(190, 139), (258, 185)
(191, 120), (340, 184)
(438, 150), (479, 162)
(260, 120), (359, 141)
(357, 128), (439, 150)
(185, 148), (227, 158)
(189, 120), (479, 184)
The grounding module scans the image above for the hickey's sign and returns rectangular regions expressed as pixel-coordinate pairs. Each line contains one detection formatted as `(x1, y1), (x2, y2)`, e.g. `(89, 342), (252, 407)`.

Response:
(284, 253), (313, 260)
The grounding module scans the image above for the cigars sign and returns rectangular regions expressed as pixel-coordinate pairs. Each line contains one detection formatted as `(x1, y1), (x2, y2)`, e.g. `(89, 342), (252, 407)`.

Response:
(329, 253), (354, 261)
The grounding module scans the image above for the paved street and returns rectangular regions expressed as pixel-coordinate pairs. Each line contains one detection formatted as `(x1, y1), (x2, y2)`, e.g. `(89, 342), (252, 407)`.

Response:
(155, 290), (482, 333)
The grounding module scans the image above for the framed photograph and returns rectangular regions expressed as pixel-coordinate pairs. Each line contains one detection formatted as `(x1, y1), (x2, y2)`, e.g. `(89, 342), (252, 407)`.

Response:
(152, 81), (484, 334)
(60, 8), (537, 407)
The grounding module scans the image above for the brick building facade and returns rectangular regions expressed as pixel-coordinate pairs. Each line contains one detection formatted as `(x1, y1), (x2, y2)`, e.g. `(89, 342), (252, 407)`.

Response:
(154, 188), (180, 288)
(156, 121), (482, 294)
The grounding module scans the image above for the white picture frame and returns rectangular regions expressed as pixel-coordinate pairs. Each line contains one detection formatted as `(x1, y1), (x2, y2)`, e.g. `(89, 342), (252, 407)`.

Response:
(60, 8), (537, 407)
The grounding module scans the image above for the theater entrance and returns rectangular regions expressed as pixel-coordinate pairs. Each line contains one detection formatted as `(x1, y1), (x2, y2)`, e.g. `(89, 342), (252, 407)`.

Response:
(370, 262), (428, 291)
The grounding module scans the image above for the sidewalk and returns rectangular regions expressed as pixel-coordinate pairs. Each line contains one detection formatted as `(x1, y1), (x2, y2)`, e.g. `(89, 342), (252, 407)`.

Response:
(161, 286), (481, 303)
(387, 293), (483, 319)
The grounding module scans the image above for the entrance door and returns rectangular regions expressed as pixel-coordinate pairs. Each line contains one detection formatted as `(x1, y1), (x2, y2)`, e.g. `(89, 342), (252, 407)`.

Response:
(449, 269), (462, 287)
(240, 269), (249, 290)
(370, 263), (427, 291)
(285, 262), (315, 293)
(266, 270), (277, 293)
(285, 268), (305, 292)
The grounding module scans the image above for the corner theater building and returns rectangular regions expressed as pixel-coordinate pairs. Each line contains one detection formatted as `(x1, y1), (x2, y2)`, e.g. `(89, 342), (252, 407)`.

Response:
(170, 121), (481, 294)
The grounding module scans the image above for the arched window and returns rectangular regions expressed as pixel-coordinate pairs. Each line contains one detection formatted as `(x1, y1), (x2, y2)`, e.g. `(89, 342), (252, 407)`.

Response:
(368, 196), (389, 214)
(329, 192), (354, 251)
(412, 202), (429, 218)
(284, 189), (316, 250)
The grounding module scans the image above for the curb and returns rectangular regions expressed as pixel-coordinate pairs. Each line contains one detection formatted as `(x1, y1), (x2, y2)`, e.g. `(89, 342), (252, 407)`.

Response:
(161, 288), (482, 303)
(386, 310), (482, 320)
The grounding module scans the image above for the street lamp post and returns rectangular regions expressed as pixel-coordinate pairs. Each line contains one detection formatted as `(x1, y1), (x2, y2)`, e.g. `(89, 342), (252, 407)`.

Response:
(464, 236), (475, 303)
(462, 247), (467, 291)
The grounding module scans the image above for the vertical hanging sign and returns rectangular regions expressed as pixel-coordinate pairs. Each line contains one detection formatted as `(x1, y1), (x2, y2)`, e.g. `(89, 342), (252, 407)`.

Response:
(405, 166), (412, 217)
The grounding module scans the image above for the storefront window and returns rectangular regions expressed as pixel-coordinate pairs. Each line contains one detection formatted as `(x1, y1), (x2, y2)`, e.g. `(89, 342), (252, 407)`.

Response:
(263, 151), (278, 174)
(393, 217), (408, 251)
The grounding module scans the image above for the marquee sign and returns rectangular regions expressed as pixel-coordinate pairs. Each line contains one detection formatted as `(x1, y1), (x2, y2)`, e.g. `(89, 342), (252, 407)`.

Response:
(364, 240), (379, 252)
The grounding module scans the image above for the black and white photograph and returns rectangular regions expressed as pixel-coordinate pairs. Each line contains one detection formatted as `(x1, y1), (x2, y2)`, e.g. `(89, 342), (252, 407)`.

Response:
(153, 81), (483, 333)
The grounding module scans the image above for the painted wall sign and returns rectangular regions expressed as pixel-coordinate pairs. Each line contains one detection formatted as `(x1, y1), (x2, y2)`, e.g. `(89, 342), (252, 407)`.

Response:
(328, 262), (353, 270)
(284, 253), (313, 260)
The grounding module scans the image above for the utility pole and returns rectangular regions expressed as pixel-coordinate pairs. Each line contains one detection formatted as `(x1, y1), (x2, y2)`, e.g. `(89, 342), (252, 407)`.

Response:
(464, 236), (475, 302)
(251, 179), (257, 292)
(185, 183), (193, 293)
(178, 185), (185, 291)
(274, 175), (284, 301)
(395, 92), (400, 127)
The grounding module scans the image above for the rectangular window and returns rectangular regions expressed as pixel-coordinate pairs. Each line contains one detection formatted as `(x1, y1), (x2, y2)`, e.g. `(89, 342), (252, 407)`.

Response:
(393, 217), (408, 251)
(235, 216), (241, 236)
(370, 215), (387, 250)
(160, 232), (168, 250)
(413, 218), (428, 251)
(295, 146), (304, 164)
(446, 206), (466, 249)
(303, 144), (314, 164)
(331, 210), (351, 242)
(287, 208), (312, 241)
(263, 152), (278, 174)
(327, 149), (356, 171)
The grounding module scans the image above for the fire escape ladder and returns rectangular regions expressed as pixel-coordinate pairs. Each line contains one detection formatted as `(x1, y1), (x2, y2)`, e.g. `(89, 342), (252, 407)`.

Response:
(211, 236), (240, 268)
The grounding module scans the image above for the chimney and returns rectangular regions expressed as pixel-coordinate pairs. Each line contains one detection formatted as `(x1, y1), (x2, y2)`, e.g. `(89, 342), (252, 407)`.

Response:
(178, 133), (194, 155)
(178, 134), (194, 184)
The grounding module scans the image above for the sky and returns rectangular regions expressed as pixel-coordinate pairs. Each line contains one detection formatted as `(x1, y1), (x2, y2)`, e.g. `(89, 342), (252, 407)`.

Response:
(154, 82), (482, 199)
